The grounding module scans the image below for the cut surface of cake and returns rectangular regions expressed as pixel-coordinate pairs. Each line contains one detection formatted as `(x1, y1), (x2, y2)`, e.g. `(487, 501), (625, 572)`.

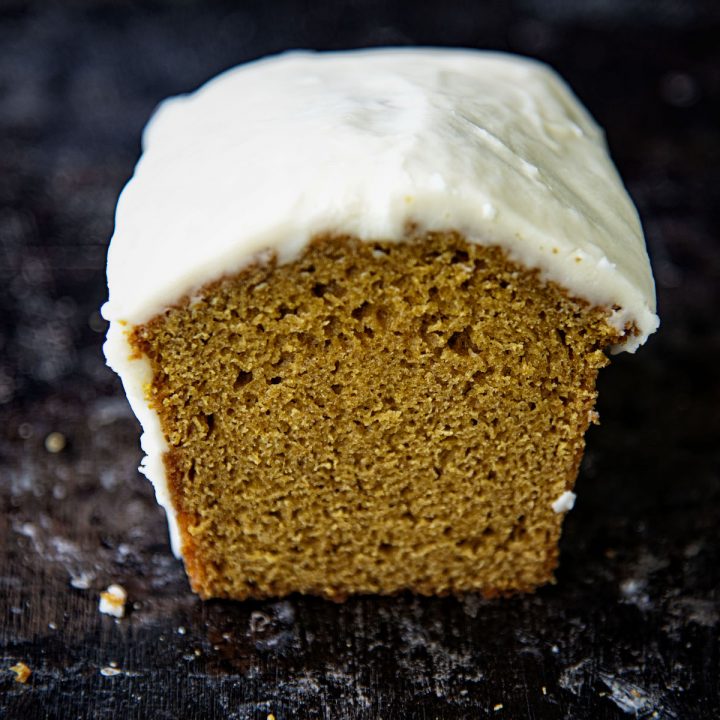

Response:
(102, 49), (658, 600)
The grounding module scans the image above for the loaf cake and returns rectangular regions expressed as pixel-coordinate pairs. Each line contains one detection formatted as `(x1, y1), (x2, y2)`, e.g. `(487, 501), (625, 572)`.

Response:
(102, 49), (658, 600)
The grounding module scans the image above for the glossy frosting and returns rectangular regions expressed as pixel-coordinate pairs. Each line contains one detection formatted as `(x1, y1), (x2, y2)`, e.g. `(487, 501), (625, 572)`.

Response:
(102, 49), (659, 553)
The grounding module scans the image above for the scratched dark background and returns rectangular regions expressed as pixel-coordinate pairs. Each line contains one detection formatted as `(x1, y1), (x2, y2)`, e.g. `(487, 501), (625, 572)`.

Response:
(1, 1), (719, 718)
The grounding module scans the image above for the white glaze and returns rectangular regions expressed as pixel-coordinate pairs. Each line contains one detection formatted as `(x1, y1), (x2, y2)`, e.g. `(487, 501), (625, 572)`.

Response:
(552, 491), (577, 514)
(101, 49), (658, 554)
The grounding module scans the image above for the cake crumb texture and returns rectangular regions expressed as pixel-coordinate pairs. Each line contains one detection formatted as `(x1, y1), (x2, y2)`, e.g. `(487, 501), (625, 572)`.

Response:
(131, 231), (620, 600)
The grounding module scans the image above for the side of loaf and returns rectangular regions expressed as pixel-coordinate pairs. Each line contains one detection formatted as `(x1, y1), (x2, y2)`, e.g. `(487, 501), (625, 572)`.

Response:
(102, 49), (658, 600)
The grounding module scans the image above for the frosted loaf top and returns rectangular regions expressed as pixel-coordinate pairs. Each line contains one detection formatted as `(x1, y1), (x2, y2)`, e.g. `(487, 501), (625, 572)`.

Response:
(103, 48), (659, 349)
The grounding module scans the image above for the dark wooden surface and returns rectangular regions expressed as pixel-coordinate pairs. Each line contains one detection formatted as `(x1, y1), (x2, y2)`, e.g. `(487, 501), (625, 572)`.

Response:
(1, 2), (719, 718)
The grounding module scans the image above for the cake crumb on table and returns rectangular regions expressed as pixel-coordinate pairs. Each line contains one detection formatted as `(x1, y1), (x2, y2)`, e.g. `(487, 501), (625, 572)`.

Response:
(10, 662), (31, 683)
(70, 571), (93, 590)
(99, 584), (127, 618)
(44, 431), (66, 453)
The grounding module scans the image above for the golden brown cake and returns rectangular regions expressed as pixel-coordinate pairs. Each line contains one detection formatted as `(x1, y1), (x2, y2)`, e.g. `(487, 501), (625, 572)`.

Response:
(102, 49), (658, 600)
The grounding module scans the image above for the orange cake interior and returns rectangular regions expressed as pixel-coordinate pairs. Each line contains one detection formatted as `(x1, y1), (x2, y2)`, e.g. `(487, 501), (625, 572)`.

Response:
(129, 230), (623, 600)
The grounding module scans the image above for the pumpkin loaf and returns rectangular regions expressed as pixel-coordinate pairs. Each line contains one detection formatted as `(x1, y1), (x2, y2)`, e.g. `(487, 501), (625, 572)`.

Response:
(102, 49), (658, 600)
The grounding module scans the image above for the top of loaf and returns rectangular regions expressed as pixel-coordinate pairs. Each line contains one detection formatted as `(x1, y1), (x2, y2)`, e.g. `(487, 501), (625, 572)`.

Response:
(102, 47), (658, 351)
